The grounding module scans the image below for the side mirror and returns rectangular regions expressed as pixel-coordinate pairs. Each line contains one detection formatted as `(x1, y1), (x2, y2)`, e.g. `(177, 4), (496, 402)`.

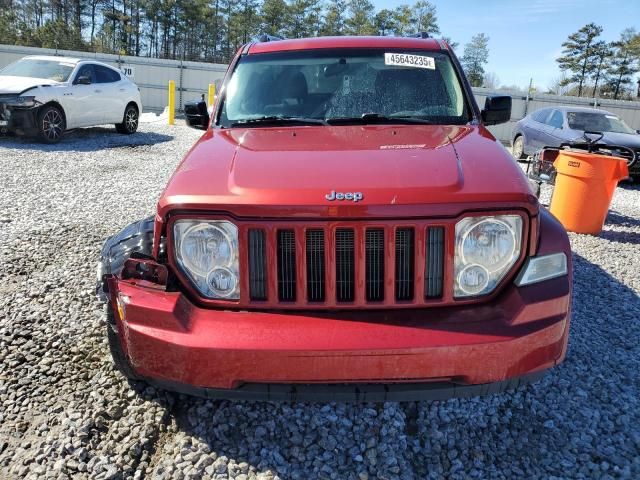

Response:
(184, 99), (210, 130)
(75, 75), (91, 85)
(636, 129), (640, 135)
(481, 95), (512, 126)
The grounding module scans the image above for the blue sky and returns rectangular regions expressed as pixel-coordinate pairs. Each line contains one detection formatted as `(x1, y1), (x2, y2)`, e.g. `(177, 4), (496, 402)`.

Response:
(371, 0), (639, 90)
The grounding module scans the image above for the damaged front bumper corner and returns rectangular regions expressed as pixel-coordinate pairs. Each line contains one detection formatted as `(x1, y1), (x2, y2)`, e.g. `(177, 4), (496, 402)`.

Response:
(0, 96), (40, 134)
(96, 216), (159, 302)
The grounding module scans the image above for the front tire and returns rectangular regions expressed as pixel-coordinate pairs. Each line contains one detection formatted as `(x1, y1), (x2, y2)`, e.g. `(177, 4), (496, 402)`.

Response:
(116, 104), (139, 134)
(512, 135), (527, 160)
(37, 105), (65, 143)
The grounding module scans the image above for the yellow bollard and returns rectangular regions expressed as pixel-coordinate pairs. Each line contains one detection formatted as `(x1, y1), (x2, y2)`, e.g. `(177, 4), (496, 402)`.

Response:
(168, 80), (175, 126)
(208, 83), (216, 108)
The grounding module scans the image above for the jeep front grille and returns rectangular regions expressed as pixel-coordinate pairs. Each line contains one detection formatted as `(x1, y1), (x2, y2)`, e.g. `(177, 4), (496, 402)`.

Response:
(245, 222), (449, 308)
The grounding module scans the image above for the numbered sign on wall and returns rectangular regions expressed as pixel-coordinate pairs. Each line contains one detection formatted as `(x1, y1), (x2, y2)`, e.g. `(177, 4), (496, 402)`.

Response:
(120, 66), (135, 79)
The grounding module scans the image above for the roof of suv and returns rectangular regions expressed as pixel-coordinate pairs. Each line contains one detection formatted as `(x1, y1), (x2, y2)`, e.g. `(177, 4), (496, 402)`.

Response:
(22, 55), (123, 73)
(25, 55), (84, 64)
(248, 36), (445, 54)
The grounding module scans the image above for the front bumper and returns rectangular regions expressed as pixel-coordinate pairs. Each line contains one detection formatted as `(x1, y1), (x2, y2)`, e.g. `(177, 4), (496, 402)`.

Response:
(108, 273), (571, 400)
(0, 102), (38, 134)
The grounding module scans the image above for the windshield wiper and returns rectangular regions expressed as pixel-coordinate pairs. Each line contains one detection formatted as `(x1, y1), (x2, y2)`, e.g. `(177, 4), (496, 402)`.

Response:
(230, 116), (327, 127)
(326, 113), (434, 125)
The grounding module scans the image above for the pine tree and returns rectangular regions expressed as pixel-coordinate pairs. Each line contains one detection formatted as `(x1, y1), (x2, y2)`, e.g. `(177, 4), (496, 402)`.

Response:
(260, 0), (287, 37)
(590, 41), (612, 98)
(556, 23), (603, 97)
(319, 0), (345, 36)
(344, 0), (374, 36)
(391, 5), (411, 36)
(286, 0), (322, 38)
(411, 0), (438, 35)
(606, 29), (639, 99)
(373, 9), (394, 36)
(461, 33), (489, 87)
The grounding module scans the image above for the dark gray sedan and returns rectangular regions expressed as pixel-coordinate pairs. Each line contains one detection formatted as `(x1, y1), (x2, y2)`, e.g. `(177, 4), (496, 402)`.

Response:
(511, 106), (640, 176)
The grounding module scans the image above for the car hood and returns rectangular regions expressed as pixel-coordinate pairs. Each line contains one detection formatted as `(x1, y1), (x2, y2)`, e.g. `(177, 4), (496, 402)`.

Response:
(599, 131), (640, 147)
(158, 124), (536, 218)
(0, 76), (60, 94)
(563, 129), (640, 147)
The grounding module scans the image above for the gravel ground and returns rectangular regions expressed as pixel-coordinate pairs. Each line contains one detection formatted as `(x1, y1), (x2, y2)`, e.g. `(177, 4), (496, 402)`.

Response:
(0, 123), (639, 480)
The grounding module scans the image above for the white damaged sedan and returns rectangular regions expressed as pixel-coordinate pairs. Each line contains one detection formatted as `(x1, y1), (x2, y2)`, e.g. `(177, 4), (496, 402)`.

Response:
(0, 56), (142, 143)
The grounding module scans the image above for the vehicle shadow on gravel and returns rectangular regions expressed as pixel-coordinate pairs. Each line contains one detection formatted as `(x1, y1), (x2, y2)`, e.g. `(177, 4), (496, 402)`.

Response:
(129, 252), (639, 479)
(606, 210), (640, 228)
(0, 127), (173, 152)
(603, 209), (640, 244)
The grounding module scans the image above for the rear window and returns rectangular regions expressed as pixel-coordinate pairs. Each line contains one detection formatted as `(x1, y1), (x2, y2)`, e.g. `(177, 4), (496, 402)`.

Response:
(220, 49), (470, 126)
(94, 65), (121, 83)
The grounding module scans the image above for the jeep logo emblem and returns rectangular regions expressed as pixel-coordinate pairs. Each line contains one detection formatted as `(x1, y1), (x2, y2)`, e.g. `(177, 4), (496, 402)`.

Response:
(325, 191), (363, 202)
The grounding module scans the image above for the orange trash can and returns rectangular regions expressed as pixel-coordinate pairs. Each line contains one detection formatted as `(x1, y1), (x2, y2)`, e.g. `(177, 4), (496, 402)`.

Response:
(550, 150), (629, 235)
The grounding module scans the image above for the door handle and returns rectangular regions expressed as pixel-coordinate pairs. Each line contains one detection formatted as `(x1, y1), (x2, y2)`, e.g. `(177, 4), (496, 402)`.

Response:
(94, 89), (102, 93)
(119, 88), (126, 92)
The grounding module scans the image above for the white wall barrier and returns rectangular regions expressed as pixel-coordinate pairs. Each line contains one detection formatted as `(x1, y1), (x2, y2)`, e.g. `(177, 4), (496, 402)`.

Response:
(1, 44), (639, 142)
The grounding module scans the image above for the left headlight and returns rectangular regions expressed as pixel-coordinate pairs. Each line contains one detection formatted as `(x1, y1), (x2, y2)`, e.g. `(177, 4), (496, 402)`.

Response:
(174, 220), (240, 300)
(454, 215), (523, 298)
(6, 96), (37, 108)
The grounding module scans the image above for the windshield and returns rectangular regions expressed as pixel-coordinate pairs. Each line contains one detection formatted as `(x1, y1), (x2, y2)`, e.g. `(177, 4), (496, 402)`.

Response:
(566, 111), (634, 134)
(219, 49), (470, 127)
(0, 58), (75, 82)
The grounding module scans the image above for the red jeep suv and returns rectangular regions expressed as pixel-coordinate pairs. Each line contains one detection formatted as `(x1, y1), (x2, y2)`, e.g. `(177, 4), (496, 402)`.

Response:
(97, 36), (572, 402)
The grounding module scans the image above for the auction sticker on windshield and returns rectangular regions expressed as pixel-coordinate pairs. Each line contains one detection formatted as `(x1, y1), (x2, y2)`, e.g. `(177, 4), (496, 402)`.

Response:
(385, 53), (435, 70)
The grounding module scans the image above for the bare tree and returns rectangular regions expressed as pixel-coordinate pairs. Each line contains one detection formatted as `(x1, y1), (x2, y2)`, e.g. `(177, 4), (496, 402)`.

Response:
(482, 71), (499, 89)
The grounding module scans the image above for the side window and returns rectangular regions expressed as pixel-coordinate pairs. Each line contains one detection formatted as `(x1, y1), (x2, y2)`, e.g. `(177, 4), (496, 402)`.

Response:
(95, 65), (121, 83)
(548, 110), (563, 129)
(74, 64), (95, 84)
(531, 109), (548, 123)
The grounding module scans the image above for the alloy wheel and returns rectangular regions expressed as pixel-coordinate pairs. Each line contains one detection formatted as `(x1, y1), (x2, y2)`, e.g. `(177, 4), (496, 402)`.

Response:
(513, 137), (524, 159)
(42, 109), (63, 141)
(125, 108), (138, 133)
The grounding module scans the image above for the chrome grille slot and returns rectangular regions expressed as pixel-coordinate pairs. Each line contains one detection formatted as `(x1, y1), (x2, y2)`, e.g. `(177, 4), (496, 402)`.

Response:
(335, 228), (355, 302)
(248, 229), (267, 300)
(425, 227), (444, 298)
(365, 228), (385, 301)
(395, 228), (415, 301)
(306, 229), (325, 302)
(277, 229), (296, 301)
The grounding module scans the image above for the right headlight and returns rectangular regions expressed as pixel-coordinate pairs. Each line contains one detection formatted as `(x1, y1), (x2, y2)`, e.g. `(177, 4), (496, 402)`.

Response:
(174, 220), (240, 300)
(454, 215), (523, 298)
